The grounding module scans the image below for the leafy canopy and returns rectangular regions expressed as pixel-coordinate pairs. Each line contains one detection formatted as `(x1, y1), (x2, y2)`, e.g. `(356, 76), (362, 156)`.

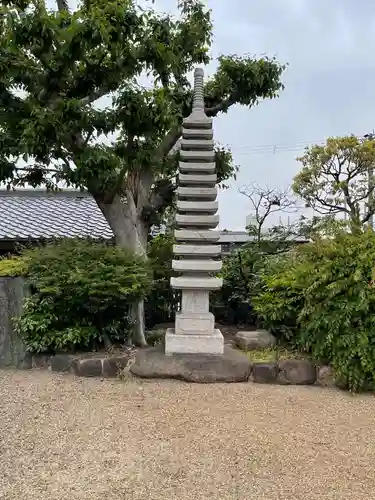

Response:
(0, 0), (285, 206)
(293, 136), (375, 232)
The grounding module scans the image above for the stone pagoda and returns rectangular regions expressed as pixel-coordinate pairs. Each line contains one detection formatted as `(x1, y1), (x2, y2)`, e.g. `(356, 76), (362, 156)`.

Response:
(165, 68), (224, 355)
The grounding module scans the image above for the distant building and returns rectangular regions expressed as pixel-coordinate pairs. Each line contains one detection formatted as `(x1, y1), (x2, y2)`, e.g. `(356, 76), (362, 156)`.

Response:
(219, 230), (308, 256)
(245, 214), (257, 228)
(0, 190), (309, 255)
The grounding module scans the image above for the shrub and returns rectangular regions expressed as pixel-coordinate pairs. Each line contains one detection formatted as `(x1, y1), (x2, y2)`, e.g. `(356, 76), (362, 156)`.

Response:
(212, 245), (297, 325)
(253, 251), (303, 342)
(211, 245), (266, 325)
(254, 231), (375, 392)
(14, 239), (152, 353)
(297, 232), (375, 391)
(0, 255), (29, 277)
(146, 234), (180, 327)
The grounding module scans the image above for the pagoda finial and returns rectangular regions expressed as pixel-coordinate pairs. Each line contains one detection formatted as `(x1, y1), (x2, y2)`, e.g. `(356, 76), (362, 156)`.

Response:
(192, 67), (204, 111)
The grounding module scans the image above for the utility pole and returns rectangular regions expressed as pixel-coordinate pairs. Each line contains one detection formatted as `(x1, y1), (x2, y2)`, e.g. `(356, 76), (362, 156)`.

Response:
(364, 132), (375, 229)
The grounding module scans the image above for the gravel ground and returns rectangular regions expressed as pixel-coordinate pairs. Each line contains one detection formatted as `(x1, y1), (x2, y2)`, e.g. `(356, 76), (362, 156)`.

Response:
(1, 370), (375, 500)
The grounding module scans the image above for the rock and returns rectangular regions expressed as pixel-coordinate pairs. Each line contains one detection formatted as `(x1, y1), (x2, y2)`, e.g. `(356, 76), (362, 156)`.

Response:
(277, 359), (316, 385)
(17, 353), (32, 370)
(146, 329), (166, 346)
(252, 362), (278, 383)
(32, 355), (51, 368)
(130, 344), (251, 383)
(102, 356), (130, 378)
(234, 330), (276, 351)
(316, 365), (335, 387)
(73, 358), (103, 377)
(334, 375), (349, 390)
(50, 354), (73, 373)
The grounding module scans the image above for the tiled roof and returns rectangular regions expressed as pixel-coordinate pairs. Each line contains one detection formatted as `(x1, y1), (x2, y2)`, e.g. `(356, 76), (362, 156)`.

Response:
(0, 190), (113, 240)
(0, 190), (310, 244)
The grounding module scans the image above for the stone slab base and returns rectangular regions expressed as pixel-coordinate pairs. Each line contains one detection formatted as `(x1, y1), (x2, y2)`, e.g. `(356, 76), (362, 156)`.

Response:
(130, 344), (251, 383)
(17, 351), (134, 378)
(165, 328), (224, 355)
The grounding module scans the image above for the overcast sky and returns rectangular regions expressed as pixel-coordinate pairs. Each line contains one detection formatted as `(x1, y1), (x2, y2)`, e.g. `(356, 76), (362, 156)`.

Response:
(140, 0), (375, 228)
(181, 0), (375, 229)
(42, 1), (375, 228)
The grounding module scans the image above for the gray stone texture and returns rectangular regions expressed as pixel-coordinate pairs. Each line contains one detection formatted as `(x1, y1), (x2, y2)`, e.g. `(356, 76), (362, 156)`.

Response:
(277, 360), (317, 385)
(0, 277), (29, 367)
(234, 330), (276, 350)
(73, 358), (103, 377)
(102, 356), (130, 377)
(17, 353), (32, 370)
(316, 365), (335, 387)
(131, 345), (251, 383)
(32, 354), (51, 368)
(50, 354), (74, 373)
(165, 67), (224, 355)
(252, 362), (279, 383)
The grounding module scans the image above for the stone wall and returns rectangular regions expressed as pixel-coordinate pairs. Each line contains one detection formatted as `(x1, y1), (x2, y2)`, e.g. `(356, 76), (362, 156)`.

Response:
(0, 277), (28, 367)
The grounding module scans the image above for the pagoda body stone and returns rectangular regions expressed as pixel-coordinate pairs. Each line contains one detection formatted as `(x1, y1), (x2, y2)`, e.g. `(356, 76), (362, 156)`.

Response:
(165, 68), (224, 355)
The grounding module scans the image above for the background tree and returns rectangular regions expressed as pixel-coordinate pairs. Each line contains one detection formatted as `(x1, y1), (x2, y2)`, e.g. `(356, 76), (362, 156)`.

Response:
(0, 0), (285, 344)
(293, 136), (375, 234)
(211, 184), (305, 325)
(239, 183), (302, 254)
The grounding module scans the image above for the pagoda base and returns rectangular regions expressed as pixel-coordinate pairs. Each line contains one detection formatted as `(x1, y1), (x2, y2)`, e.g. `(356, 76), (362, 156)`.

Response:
(130, 343), (251, 383)
(165, 328), (224, 355)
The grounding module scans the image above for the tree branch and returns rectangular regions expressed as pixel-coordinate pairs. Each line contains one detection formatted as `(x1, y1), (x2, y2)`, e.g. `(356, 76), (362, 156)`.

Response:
(310, 198), (349, 214)
(156, 123), (182, 160)
(110, 134), (134, 201)
(79, 86), (112, 106)
(205, 94), (238, 117)
(156, 92), (239, 160)
(149, 179), (175, 211)
(56, 0), (69, 12)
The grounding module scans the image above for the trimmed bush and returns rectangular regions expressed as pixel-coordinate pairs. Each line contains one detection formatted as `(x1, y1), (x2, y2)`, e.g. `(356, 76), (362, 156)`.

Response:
(11, 239), (151, 353)
(254, 231), (375, 392)
(0, 255), (29, 277)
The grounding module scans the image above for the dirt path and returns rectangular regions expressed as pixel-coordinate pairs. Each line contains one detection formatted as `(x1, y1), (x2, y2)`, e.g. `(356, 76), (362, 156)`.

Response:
(1, 370), (374, 500)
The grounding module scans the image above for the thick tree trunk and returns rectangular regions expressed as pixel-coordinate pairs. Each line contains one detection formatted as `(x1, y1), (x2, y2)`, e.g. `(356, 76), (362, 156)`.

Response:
(96, 194), (149, 347)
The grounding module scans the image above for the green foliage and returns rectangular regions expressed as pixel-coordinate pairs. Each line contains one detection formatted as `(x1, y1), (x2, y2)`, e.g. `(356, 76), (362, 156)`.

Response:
(204, 54), (285, 111)
(252, 252), (304, 341)
(0, 0), (285, 230)
(213, 207), (305, 326)
(254, 231), (375, 392)
(212, 246), (263, 324)
(146, 233), (179, 326)
(297, 232), (375, 391)
(293, 135), (375, 233)
(144, 221), (305, 330)
(15, 239), (152, 353)
(0, 255), (29, 276)
(245, 347), (308, 363)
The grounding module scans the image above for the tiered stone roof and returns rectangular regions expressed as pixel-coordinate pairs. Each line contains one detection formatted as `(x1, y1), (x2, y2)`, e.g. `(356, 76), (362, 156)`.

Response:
(165, 68), (224, 355)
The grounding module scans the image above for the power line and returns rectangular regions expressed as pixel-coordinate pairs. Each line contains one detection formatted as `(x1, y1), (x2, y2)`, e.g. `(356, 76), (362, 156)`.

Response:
(229, 134), (367, 156)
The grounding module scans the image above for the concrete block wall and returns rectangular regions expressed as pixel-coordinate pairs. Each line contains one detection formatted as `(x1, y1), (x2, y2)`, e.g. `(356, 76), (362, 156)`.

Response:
(0, 277), (28, 367)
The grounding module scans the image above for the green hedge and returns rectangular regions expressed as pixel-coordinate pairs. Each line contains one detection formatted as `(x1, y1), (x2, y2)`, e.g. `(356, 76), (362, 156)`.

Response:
(253, 231), (375, 392)
(0, 239), (152, 353)
(146, 234), (179, 327)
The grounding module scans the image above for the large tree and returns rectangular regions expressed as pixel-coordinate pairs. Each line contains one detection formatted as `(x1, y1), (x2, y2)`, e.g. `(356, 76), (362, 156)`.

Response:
(293, 136), (375, 234)
(238, 183), (301, 252)
(0, 0), (285, 344)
